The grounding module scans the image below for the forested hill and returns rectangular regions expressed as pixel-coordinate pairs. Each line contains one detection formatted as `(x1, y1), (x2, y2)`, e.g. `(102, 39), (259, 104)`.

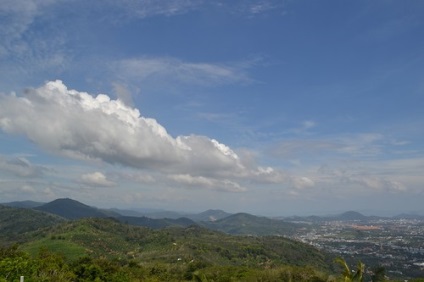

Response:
(20, 217), (330, 269)
(0, 205), (337, 281)
(6, 198), (310, 235)
(33, 198), (110, 219)
(202, 212), (303, 236)
(0, 205), (65, 244)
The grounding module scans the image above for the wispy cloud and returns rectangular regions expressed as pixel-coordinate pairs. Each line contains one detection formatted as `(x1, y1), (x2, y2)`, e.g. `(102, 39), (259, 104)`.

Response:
(104, 0), (203, 20)
(114, 57), (252, 87)
(0, 155), (46, 178)
(217, 0), (284, 17)
(265, 132), (423, 196)
(168, 174), (247, 192)
(246, 0), (283, 15)
(271, 133), (385, 159)
(316, 163), (407, 193)
(105, 0), (284, 20)
(0, 0), (69, 89)
(0, 0), (48, 45)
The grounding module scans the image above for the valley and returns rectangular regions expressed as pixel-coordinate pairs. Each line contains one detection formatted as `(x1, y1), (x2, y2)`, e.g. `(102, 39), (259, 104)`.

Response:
(1, 198), (424, 281)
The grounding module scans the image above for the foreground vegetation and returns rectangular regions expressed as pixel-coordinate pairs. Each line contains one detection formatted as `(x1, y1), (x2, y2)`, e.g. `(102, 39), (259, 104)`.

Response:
(3, 244), (424, 282)
(1, 205), (423, 281)
(1, 243), (332, 281)
(0, 217), (333, 281)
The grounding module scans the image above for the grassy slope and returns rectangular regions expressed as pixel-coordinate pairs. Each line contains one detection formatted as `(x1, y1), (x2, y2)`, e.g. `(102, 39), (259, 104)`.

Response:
(19, 218), (330, 271)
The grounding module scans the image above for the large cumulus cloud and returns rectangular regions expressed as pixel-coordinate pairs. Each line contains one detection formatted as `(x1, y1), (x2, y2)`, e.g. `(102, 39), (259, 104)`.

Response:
(0, 80), (285, 190)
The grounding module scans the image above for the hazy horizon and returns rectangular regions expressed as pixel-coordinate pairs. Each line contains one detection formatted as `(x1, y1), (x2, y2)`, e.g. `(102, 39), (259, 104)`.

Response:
(3, 197), (424, 218)
(1, 1), (423, 216)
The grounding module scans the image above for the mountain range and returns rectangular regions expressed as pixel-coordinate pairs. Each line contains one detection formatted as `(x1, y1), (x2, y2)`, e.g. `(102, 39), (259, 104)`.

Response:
(0, 198), (305, 236)
(2, 198), (423, 281)
(0, 202), (335, 281)
(2, 198), (424, 236)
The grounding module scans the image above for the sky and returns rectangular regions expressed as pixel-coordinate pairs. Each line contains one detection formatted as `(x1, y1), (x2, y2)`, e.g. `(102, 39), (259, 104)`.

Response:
(1, 0), (424, 216)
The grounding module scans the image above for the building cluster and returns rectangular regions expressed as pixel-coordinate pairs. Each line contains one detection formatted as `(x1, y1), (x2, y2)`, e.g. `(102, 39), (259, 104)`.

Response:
(289, 218), (424, 279)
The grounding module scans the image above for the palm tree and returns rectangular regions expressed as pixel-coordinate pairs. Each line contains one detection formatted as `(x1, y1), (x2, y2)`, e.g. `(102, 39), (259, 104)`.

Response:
(334, 257), (365, 282)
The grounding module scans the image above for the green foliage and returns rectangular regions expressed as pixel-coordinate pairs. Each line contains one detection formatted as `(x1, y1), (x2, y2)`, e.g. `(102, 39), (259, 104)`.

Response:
(22, 237), (86, 261)
(0, 205), (65, 245)
(7, 216), (411, 281)
(202, 212), (303, 236)
(0, 245), (74, 281)
(33, 248), (75, 281)
(0, 255), (34, 281)
(0, 245), (32, 281)
(0, 244), (414, 282)
(71, 256), (131, 282)
(16, 218), (328, 272)
(1, 206), (422, 281)
(334, 257), (365, 282)
(370, 266), (386, 282)
(187, 265), (328, 282)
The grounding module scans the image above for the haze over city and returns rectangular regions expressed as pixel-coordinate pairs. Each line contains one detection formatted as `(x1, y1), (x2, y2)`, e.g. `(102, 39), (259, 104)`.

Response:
(1, 0), (423, 216)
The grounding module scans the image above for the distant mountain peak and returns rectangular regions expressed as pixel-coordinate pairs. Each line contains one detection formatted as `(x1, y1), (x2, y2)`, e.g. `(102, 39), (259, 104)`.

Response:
(187, 209), (231, 222)
(337, 211), (367, 220)
(34, 198), (108, 220)
(204, 212), (301, 236)
(51, 198), (81, 203)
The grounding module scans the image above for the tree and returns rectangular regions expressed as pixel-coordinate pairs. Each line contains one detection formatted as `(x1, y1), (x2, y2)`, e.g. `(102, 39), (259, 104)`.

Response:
(334, 257), (365, 282)
(371, 266), (386, 282)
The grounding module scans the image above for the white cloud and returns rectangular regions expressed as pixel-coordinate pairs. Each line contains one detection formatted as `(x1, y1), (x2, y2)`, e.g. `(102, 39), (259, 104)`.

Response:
(291, 176), (315, 189)
(0, 81), (420, 199)
(0, 80), (184, 167)
(80, 171), (116, 187)
(0, 80), (283, 191)
(168, 174), (247, 192)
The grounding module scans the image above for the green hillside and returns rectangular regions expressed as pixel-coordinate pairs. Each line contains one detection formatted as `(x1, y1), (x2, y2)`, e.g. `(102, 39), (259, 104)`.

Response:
(203, 212), (304, 236)
(19, 218), (328, 268)
(29, 198), (197, 229)
(117, 215), (196, 229)
(0, 201), (348, 281)
(0, 217), (336, 281)
(0, 205), (65, 244)
(187, 209), (232, 222)
(34, 198), (109, 219)
(1, 201), (422, 281)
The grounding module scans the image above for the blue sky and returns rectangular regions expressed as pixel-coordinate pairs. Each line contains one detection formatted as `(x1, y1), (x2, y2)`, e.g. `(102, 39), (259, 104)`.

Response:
(1, 0), (424, 216)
